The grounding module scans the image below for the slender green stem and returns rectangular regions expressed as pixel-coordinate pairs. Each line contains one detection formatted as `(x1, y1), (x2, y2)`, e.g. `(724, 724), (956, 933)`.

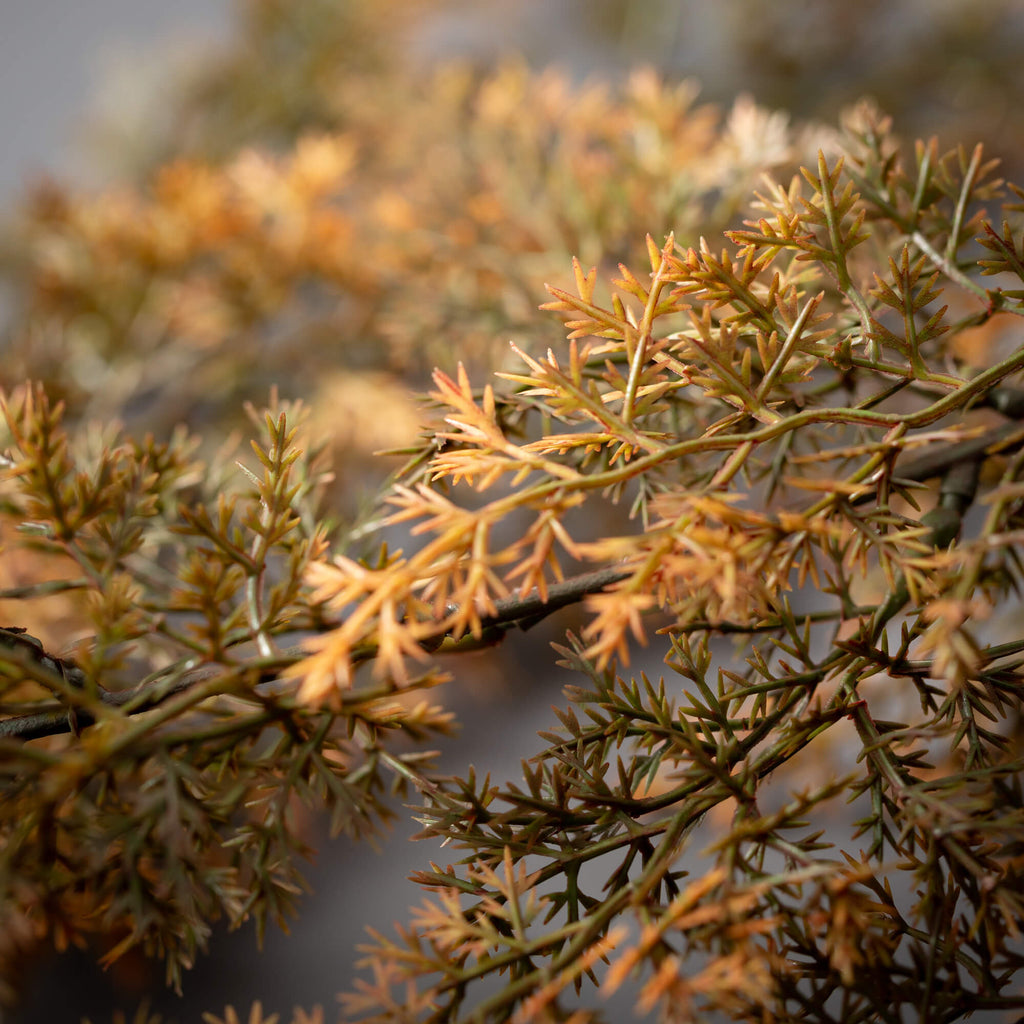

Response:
(912, 229), (989, 302)
(623, 237), (672, 427)
(756, 291), (823, 400)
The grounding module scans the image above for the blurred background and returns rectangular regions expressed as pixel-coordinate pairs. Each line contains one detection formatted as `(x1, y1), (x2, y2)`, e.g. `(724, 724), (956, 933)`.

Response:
(6, 0), (1024, 201)
(4, 0), (1024, 1020)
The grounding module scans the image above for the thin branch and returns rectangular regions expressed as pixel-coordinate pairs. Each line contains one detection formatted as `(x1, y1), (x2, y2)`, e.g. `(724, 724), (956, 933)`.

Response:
(6, 404), (1024, 745)
(855, 420), (1024, 499)
(0, 567), (631, 741)
(6, 388), (1024, 744)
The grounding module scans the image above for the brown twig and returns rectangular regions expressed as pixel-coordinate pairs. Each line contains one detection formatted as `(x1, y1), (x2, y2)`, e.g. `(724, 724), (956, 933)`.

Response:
(0, 567), (631, 741)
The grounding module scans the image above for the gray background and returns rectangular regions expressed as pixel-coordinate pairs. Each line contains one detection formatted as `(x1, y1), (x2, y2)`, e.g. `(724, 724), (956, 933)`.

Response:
(0, 1), (230, 201)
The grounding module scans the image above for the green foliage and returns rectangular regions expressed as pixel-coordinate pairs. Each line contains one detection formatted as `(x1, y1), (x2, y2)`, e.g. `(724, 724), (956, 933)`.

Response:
(3, 5), (1024, 1021)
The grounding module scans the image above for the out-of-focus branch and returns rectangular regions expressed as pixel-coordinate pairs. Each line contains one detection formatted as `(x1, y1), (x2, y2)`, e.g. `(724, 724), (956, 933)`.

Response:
(873, 420), (1024, 492)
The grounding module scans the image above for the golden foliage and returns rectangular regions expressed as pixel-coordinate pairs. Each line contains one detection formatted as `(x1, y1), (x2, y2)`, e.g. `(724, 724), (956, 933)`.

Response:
(3, 4), (1024, 1021)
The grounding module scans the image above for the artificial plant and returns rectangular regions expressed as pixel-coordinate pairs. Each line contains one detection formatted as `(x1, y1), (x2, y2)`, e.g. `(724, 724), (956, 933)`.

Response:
(1, 9), (1024, 1020)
